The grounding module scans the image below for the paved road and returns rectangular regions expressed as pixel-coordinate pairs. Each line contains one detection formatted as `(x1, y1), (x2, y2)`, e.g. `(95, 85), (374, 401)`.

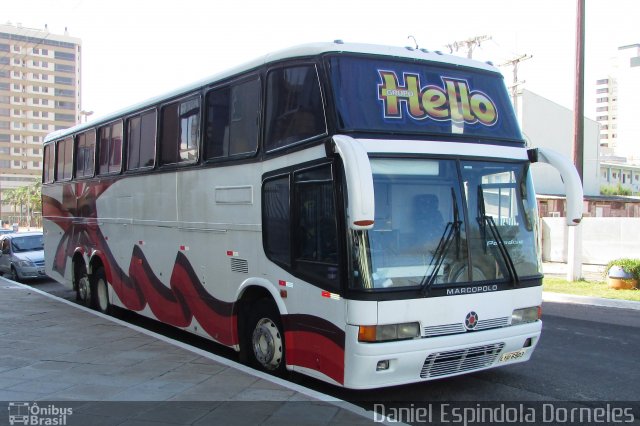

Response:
(20, 278), (640, 410)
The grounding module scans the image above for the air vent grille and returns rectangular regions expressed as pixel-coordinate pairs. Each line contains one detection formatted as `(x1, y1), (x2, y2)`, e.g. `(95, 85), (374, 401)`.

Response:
(230, 258), (249, 274)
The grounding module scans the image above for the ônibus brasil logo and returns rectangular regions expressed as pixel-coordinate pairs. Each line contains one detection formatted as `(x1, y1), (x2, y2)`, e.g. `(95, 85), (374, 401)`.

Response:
(8, 402), (73, 425)
(378, 70), (498, 126)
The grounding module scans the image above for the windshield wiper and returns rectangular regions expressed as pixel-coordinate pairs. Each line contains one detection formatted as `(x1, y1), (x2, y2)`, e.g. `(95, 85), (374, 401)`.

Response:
(477, 186), (519, 286)
(420, 189), (462, 295)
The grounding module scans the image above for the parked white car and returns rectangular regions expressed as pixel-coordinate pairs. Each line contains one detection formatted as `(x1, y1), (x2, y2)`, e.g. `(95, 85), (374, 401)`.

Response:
(0, 232), (46, 281)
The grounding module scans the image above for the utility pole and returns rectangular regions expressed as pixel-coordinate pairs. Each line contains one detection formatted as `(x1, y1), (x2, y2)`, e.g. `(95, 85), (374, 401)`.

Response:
(445, 35), (491, 59)
(573, 0), (585, 183)
(499, 54), (533, 111)
(568, 0), (586, 282)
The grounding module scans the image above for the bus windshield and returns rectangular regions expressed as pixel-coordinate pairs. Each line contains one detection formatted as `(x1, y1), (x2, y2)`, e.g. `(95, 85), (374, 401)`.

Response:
(350, 158), (541, 290)
(328, 56), (523, 143)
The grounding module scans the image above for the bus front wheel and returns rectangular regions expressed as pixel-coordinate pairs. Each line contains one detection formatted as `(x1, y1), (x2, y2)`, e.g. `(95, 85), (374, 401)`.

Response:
(247, 300), (285, 373)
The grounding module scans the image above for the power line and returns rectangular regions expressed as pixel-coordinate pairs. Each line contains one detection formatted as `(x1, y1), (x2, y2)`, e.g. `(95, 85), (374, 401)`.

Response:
(499, 53), (533, 111)
(445, 35), (492, 59)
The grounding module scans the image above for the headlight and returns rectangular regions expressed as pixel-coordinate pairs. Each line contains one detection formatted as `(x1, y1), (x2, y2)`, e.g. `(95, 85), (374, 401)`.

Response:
(358, 322), (420, 342)
(17, 260), (35, 267)
(511, 306), (541, 326)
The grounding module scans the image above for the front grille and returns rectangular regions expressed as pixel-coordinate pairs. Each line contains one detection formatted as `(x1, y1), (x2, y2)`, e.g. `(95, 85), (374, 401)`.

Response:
(424, 323), (465, 337)
(476, 316), (510, 331)
(423, 317), (510, 337)
(420, 343), (505, 379)
(34, 260), (45, 267)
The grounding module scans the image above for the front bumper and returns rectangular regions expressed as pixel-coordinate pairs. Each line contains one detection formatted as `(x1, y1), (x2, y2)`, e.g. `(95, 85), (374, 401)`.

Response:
(16, 265), (47, 279)
(343, 321), (541, 389)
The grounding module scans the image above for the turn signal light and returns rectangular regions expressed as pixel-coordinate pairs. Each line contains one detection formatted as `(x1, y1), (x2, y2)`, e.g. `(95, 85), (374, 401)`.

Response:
(358, 322), (420, 342)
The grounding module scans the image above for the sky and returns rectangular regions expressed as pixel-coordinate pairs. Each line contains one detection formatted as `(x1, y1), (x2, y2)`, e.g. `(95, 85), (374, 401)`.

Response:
(4, 0), (639, 121)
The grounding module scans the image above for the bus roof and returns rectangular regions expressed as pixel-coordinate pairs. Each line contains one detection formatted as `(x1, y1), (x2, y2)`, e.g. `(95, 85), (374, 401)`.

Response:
(44, 41), (501, 144)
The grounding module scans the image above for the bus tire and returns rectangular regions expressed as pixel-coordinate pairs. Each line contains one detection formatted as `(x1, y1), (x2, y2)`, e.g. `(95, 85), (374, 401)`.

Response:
(91, 267), (111, 315)
(246, 299), (285, 374)
(76, 270), (93, 308)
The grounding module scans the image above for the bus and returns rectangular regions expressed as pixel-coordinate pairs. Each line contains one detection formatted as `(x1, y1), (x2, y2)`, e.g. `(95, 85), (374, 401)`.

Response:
(42, 42), (583, 389)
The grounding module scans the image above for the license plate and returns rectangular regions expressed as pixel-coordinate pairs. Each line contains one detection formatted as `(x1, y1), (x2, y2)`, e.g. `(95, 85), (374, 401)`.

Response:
(500, 349), (526, 362)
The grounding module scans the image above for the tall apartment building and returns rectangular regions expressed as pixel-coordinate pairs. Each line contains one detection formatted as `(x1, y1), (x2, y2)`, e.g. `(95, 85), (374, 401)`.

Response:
(594, 76), (617, 149)
(595, 44), (640, 162)
(0, 22), (81, 217)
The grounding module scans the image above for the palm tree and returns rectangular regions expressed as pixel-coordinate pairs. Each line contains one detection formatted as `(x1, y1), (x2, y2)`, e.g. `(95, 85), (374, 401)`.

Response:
(2, 180), (41, 227)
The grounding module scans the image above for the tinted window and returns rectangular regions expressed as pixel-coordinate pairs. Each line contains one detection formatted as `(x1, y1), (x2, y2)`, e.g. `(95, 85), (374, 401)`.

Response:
(205, 78), (260, 160)
(127, 110), (156, 170)
(328, 56), (523, 142)
(160, 96), (200, 165)
(262, 175), (290, 267)
(98, 121), (123, 175)
(56, 138), (73, 181)
(265, 65), (326, 152)
(43, 144), (54, 183)
(293, 164), (339, 288)
(75, 130), (96, 178)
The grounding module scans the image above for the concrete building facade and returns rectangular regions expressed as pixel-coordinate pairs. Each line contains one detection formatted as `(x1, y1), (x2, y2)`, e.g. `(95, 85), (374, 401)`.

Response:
(0, 22), (81, 218)
(517, 89), (600, 197)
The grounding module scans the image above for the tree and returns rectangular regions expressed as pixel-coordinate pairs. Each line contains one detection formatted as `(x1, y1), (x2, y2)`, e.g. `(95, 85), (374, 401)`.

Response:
(2, 180), (41, 227)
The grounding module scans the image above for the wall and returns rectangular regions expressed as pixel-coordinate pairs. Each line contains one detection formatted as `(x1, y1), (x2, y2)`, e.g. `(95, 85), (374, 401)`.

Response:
(518, 90), (600, 196)
(541, 217), (640, 264)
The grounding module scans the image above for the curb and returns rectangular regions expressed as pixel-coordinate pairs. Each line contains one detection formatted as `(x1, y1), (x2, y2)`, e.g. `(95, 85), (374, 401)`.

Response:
(542, 291), (640, 310)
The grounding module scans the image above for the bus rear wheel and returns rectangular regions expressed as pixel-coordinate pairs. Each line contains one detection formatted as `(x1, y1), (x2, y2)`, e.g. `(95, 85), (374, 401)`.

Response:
(247, 300), (285, 373)
(77, 273), (92, 308)
(91, 267), (111, 314)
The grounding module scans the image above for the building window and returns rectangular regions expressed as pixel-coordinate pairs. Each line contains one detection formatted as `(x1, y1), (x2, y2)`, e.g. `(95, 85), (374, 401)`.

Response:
(596, 78), (609, 85)
(596, 106), (608, 112)
(596, 97), (608, 103)
(596, 88), (608, 94)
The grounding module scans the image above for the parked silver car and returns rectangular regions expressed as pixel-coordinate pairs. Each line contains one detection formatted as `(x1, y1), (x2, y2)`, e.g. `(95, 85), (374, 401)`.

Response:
(0, 232), (46, 281)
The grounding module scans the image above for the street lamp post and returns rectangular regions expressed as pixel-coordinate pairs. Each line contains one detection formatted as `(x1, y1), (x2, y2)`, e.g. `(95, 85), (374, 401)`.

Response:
(80, 110), (94, 123)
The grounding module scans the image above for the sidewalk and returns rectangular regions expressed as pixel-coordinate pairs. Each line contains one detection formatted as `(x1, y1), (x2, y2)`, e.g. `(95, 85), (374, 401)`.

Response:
(0, 280), (376, 425)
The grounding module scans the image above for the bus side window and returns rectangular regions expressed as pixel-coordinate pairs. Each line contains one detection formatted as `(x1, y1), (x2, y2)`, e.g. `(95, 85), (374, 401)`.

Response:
(127, 110), (157, 171)
(75, 129), (96, 178)
(160, 96), (200, 165)
(98, 121), (123, 175)
(293, 164), (340, 289)
(204, 77), (260, 161)
(55, 137), (73, 181)
(262, 175), (291, 267)
(265, 65), (326, 152)
(42, 144), (54, 183)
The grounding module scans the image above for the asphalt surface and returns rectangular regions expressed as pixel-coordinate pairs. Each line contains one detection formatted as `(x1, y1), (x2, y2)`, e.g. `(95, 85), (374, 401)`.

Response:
(3, 276), (639, 425)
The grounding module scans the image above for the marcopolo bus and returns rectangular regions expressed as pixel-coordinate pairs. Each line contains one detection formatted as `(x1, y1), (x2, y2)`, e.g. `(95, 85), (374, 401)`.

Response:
(42, 42), (583, 389)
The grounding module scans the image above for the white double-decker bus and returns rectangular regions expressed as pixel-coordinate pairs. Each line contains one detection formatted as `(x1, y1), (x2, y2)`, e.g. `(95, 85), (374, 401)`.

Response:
(42, 42), (582, 389)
